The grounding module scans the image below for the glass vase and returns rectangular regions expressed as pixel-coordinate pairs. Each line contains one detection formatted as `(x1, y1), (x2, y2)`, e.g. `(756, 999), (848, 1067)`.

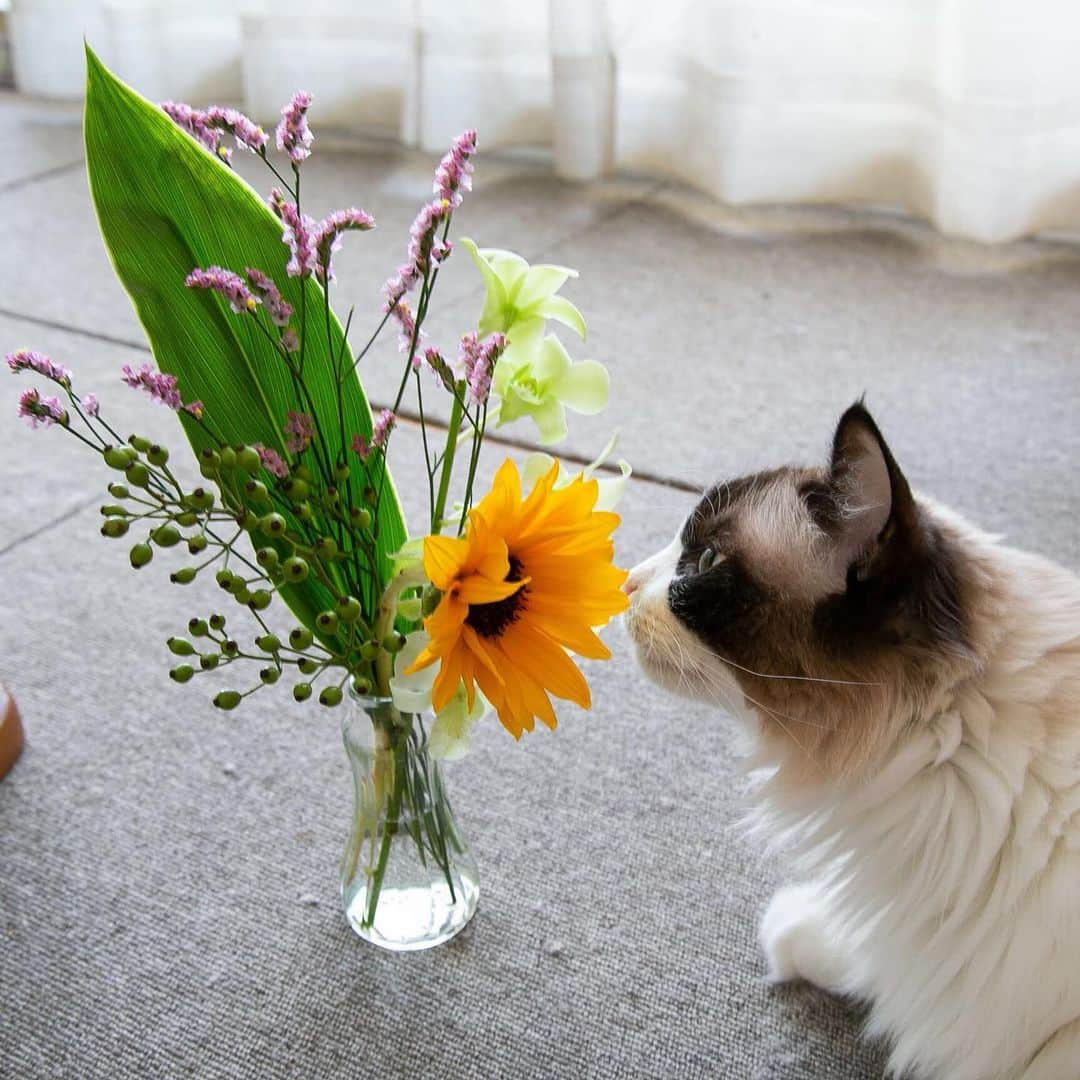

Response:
(340, 695), (479, 951)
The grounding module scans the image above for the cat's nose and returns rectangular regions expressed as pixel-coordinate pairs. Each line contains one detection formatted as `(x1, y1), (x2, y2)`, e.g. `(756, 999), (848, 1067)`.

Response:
(623, 567), (646, 596)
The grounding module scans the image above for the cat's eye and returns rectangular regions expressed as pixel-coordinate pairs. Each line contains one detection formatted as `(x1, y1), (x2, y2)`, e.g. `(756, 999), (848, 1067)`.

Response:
(697, 547), (716, 574)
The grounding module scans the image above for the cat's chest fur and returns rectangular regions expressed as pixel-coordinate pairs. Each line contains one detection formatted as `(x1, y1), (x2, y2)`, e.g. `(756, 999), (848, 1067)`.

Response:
(752, 545), (1080, 1080)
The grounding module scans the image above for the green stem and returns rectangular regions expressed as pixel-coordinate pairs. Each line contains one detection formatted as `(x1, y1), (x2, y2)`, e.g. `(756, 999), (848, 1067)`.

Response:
(363, 727), (406, 928)
(345, 308), (394, 381)
(410, 736), (457, 901)
(432, 391), (464, 534)
(457, 401), (488, 535)
(258, 149), (296, 200)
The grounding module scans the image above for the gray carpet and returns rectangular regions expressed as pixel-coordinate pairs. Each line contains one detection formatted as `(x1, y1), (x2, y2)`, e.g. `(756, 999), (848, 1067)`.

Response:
(3, 91), (1080, 1079)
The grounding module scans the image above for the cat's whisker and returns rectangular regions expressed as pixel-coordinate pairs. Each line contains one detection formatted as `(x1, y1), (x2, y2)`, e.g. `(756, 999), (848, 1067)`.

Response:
(738, 698), (824, 773)
(712, 652), (882, 689)
(694, 660), (833, 734)
(689, 661), (825, 773)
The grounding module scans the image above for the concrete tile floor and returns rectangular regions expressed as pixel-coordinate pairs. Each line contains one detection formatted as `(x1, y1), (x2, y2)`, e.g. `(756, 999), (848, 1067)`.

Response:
(0, 95), (84, 189)
(2, 88), (1079, 1079)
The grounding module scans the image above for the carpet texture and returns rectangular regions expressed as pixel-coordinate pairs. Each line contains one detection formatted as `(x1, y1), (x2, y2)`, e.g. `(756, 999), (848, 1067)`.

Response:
(2, 92), (1079, 1080)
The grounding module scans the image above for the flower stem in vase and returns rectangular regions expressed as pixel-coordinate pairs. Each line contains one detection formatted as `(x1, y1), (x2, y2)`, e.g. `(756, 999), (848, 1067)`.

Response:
(363, 720), (407, 929)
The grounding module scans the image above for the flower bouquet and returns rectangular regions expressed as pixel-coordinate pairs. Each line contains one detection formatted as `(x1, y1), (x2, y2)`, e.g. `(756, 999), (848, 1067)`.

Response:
(8, 49), (630, 951)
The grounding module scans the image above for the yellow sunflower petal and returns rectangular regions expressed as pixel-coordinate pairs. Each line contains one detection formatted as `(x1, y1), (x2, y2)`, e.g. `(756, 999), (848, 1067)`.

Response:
(464, 516), (512, 583)
(431, 642), (465, 712)
(508, 661), (558, 730)
(514, 513), (621, 558)
(458, 574), (528, 606)
(529, 614), (612, 659)
(501, 623), (592, 709)
(494, 666), (536, 736)
(459, 649), (478, 709)
(424, 534), (472, 590)
(472, 458), (521, 531)
(474, 661), (520, 737)
(461, 625), (507, 687)
(517, 473), (598, 539)
(423, 590), (468, 643)
(404, 644), (439, 674)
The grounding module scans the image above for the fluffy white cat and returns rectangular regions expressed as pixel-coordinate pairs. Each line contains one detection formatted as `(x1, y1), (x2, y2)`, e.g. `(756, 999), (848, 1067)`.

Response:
(624, 403), (1080, 1080)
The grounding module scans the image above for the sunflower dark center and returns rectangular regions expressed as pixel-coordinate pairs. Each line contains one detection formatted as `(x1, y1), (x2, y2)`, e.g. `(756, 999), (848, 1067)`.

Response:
(466, 555), (527, 639)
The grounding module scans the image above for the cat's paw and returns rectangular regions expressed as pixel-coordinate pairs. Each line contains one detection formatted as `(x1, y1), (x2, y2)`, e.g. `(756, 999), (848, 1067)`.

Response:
(759, 883), (850, 994)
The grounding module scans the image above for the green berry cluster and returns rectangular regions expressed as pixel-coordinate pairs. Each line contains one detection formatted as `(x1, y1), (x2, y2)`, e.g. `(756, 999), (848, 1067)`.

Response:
(94, 425), (417, 712)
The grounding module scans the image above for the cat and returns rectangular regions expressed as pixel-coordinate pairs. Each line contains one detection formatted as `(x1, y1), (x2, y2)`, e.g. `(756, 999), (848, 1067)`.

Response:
(623, 401), (1080, 1080)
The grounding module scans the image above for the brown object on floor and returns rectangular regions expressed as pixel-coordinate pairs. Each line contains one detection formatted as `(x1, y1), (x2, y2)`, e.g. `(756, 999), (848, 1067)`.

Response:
(0, 684), (24, 779)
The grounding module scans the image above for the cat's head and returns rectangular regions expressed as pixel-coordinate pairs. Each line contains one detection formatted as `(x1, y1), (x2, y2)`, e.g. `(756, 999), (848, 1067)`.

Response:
(624, 402), (977, 780)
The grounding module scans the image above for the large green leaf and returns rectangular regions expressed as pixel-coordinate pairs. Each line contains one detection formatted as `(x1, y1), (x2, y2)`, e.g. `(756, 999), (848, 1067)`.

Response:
(83, 46), (406, 630)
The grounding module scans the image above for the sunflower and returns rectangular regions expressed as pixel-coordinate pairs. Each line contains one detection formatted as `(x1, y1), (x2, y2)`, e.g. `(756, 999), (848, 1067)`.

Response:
(407, 459), (628, 738)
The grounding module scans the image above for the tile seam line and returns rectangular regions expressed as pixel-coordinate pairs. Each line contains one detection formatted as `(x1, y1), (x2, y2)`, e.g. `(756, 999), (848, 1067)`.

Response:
(0, 302), (702, 493)
(0, 309), (151, 353)
(0, 494), (99, 560)
(0, 158), (85, 196)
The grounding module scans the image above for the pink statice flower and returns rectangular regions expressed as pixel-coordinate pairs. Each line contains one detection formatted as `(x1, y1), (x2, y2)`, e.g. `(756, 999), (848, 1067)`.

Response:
(245, 268), (293, 327)
(388, 300), (425, 359)
(381, 269), (411, 312)
(372, 408), (396, 450)
(457, 331), (480, 378)
(431, 238), (452, 265)
(17, 387), (67, 428)
(433, 130), (477, 207)
(284, 410), (315, 454)
(459, 331), (506, 406)
(6, 348), (71, 386)
(82, 392), (100, 417)
(409, 200), (452, 273)
(162, 102), (230, 162)
(278, 203), (317, 278)
(351, 409), (396, 461)
(186, 266), (259, 314)
(120, 362), (201, 417)
(255, 444), (289, 478)
(381, 199), (452, 309)
(203, 106), (267, 154)
(312, 208), (376, 283)
(276, 92), (313, 165)
(423, 347), (456, 393)
(281, 328), (300, 354)
(121, 362), (182, 409)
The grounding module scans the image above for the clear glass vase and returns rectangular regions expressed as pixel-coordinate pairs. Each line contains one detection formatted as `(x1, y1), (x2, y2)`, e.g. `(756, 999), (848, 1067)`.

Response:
(340, 695), (480, 951)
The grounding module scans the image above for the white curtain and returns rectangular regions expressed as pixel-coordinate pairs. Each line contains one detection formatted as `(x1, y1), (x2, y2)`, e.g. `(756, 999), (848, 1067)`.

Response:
(11, 0), (1080, 243)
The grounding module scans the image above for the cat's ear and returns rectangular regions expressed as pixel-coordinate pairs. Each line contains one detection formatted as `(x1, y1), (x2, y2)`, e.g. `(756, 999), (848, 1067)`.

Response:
(828, 402), (919, 574)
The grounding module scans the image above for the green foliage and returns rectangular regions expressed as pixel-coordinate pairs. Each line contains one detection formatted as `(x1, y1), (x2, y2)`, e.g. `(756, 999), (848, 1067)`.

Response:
(82, 46), (406, 636)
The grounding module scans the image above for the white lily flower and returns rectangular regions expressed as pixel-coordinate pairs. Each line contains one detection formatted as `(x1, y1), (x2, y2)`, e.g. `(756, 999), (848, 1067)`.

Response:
(428, 683), (489, 761)
(390, 632), (437, 714)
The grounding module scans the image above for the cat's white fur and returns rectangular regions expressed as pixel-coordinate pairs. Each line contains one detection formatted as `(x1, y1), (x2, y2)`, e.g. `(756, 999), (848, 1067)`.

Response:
(626, 501), (1080, 1080)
